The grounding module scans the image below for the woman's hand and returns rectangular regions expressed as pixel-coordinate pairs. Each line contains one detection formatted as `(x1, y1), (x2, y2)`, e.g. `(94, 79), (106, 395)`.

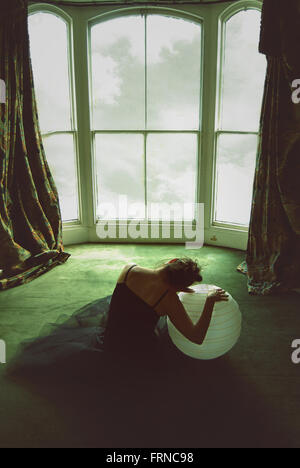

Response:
(207, 288), (229, 303)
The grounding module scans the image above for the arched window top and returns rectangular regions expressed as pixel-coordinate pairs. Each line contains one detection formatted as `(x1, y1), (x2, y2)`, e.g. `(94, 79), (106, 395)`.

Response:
(90, 12), (202, 131)
(218, 5), (266, 132)
(219, 0), (262, 23)
(28, 10), (74, 133)
(88, 5), (203, 28)
(28, 3), (72, 25)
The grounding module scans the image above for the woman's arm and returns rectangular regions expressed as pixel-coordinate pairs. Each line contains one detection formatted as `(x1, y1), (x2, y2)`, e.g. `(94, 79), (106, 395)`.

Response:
(165, 289), (228, 345)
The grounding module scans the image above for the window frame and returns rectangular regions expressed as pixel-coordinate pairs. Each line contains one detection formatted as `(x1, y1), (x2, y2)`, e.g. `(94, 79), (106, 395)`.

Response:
(88, 8), (204, 226)
(211, 0), (264, 232)
(28, 3), (82, 226)
(27, 0), (264, 250)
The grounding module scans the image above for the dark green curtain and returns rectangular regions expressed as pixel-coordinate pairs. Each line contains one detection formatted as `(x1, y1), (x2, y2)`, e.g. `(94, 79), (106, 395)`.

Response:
(0, 0), (70, 290)
(237, 0), (300, 295)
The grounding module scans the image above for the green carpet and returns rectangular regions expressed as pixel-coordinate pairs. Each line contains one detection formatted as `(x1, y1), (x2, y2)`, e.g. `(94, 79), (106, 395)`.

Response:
(0, 243), (299, 448)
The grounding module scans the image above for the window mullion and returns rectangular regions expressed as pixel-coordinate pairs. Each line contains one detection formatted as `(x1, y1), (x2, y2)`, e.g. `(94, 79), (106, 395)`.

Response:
(41, 130), (76, 138)
(144, 133), (148, 220)
(216, 130), (259, 135)
(144, 13), (148, 220)
(144, 13), (148, 131)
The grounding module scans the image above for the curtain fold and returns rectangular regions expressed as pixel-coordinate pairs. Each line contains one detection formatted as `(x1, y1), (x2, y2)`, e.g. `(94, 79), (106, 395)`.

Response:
(0, 0), (70, 291)
(237, 0), (300, 295)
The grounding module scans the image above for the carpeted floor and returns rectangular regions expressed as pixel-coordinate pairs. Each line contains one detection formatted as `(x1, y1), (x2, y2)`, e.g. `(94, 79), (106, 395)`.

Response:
(0, 243), (299, 448)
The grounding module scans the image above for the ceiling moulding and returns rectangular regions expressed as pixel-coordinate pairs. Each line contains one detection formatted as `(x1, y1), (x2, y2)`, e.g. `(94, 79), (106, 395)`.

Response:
(28, 0), (242, 6)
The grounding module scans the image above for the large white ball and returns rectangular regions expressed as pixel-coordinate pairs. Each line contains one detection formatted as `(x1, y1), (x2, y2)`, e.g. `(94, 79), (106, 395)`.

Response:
(167, 284), (242, 360)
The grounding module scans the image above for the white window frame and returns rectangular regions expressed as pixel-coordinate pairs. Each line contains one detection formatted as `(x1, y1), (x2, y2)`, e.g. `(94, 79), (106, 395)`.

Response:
(88, 8), (204, 228)
(211, 0), (264, 232)
(28, 0), (263, 250)
(28, 3), (82, 237)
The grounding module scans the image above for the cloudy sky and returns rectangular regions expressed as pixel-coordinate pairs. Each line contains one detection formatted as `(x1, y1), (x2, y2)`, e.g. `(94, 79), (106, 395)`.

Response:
(28, 9), (266, 225)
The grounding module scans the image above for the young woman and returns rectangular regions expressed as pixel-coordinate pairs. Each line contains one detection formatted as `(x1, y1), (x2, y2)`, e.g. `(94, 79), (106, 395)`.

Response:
(7, 258), (228, 381)
(104, 258), (228, 358)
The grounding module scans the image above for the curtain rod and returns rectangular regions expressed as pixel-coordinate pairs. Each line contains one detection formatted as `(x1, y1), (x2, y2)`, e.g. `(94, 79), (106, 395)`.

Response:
(29, 0), (240, 7)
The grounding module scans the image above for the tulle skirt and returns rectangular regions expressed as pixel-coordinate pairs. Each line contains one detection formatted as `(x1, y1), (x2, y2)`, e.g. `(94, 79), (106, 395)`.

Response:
(6, 295), (170, 386)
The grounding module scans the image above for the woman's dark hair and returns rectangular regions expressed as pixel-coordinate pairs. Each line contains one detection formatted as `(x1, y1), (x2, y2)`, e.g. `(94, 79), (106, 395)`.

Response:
(164, 257), (202, 290)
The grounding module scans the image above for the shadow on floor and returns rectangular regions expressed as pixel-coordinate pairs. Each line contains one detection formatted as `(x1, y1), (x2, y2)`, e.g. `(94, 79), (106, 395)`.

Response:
(6, 340), (292, 448)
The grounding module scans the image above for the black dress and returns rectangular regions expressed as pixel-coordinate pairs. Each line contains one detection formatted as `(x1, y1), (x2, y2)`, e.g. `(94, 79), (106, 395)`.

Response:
(6, 265), (170, 383)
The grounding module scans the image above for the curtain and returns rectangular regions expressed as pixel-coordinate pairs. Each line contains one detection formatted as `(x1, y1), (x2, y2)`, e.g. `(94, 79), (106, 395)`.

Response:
(0, 0), (70, 291)
(237, 0), (300, 295)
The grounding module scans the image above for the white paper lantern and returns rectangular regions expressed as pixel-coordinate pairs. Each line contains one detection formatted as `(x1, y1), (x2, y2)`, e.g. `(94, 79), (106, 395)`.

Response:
(167, 284), (242, 360)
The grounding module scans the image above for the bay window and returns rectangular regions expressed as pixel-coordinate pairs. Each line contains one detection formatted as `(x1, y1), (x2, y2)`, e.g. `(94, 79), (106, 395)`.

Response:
(28, 0), (265, 249)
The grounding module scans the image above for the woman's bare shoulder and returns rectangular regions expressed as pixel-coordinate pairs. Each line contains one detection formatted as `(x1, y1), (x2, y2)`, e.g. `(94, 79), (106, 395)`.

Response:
(117, 263), (138, 283)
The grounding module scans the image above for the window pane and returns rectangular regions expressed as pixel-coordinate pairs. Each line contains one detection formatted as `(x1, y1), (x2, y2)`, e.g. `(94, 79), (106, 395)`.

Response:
(28, 13), (72, 133)
(220, 10), (266, 132)
(147, 16), (201, 130)
(43, 134), (79, 222)
(91, 17), (145, 130)
(147, 133), (197, 220)
(215, 133), (258, 226)
(95, 134), (145, 219)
